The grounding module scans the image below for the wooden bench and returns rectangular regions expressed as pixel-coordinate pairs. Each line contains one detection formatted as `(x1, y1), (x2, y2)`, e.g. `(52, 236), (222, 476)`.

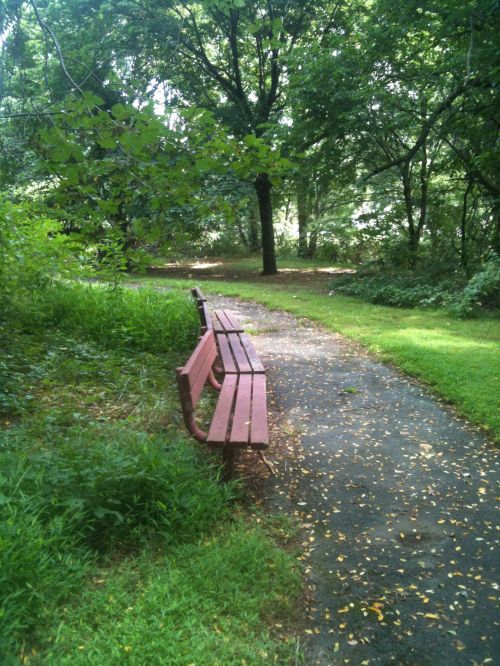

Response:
(176, 330), (268, 480)
(191, 288), (265, 375)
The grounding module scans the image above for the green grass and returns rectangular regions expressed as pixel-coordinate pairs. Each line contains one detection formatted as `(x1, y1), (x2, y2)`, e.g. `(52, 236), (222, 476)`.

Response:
(135, 277), (500, 441)
(10, 281), (199, 353)
(0, 282), (303, 663)
(38, 523), (301, 665)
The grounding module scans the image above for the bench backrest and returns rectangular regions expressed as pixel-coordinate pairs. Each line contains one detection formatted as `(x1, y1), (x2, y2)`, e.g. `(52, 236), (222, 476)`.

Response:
(191, 287), (207, 302)
(197, 300), (213, 332)
(192, 287), (212, 332)
(176, 330), (217, 413)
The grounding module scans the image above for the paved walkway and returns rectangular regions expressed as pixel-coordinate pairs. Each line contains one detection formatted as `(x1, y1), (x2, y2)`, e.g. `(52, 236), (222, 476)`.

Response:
(211, 295), (499, 666)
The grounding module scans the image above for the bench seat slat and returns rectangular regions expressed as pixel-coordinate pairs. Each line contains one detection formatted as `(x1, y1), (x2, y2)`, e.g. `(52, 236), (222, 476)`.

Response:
(228, 332), (252, 373)
(207, 374), (238, 444)
(217, 333), (237, 373)
(214, 310), (244, 333)
(240, 333), (265, 373)
(215, 331), (265, 375)
(250, 374), (268, 447)
(223, 311), (244, 332)
(230, 374), (252, 444)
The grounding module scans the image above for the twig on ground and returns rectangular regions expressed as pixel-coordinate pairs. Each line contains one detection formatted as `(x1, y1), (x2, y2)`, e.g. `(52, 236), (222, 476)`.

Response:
(258, 451), (276, 475)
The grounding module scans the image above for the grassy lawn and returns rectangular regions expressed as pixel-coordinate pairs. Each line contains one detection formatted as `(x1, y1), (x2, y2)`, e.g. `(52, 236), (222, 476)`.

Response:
(135, 270), (500, 442)
(0, 283), (303, 664)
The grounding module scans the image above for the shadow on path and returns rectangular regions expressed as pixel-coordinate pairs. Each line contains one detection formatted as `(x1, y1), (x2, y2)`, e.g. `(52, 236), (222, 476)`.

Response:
(210, 294), (499, 666)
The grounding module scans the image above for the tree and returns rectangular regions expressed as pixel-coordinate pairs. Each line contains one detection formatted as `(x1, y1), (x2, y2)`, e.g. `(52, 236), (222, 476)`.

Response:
(114, 0), (340, 274)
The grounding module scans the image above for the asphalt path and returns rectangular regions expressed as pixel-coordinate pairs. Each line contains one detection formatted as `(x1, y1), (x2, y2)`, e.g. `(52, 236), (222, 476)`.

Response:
(210, 294), (499, 666)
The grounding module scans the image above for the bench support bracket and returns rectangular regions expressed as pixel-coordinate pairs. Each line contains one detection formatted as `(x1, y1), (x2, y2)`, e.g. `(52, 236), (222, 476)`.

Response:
(222, 446), (237, 481)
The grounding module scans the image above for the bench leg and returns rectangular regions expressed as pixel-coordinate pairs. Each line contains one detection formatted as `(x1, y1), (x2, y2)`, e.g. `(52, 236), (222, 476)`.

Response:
(222, 446), (236, 481)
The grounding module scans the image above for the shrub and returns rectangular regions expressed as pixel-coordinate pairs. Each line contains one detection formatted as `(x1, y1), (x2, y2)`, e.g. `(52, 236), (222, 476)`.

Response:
(0, 198), (81, 312)
(331, 273), (461, 309)
(331, 260), (500, 317)
(446, 254), (500, 318)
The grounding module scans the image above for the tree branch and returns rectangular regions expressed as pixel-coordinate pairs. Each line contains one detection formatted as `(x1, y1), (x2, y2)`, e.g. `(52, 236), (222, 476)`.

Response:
(362, 77), (485, 181)
(29, 0), (83, 94)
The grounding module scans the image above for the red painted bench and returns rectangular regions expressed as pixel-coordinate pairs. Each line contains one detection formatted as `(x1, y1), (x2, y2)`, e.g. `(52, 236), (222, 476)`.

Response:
(191, 288), (265, 375)
(176, 330), (268, 480)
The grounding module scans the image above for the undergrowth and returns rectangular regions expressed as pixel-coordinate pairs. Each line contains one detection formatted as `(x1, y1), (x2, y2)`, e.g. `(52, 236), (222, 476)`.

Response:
(331, 254), (500, 318)
(7, 281), (199, 353)
(0, 283), (303, 664)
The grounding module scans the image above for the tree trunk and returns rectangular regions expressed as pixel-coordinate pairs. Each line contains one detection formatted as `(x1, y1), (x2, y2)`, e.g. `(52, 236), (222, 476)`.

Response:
(492, 197), (500, 256)
(235, 216), (249, 249)
(307, 228), (318, 258)
(254, 172), (278, 275)
(401, 162), (419, 268)
(460, 179), (473, 275)
(248, 197), (261, 252)
(296, 180), (309, 258)
(306, 184), (322, 259)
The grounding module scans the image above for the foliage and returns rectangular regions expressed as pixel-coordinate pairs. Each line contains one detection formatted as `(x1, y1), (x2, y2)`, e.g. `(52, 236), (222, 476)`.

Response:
(0, 424), (235, 656)
(0, 493), (93, 662)
(0, 197), (81, 307)
(447, 254), (500, 318)
(331, 255), (500, 317)
(331, 273), (462, 309)
(1, 426), (233, 552)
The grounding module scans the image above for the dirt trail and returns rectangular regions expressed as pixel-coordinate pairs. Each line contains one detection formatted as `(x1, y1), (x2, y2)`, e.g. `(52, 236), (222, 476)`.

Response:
(210, 294), (499, 666)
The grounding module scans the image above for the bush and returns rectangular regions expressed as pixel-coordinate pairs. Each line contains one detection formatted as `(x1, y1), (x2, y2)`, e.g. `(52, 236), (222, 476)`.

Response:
(332, 259), (500, 317)
(11, 282), (199, 353)
(331, 273), (461, 309)
(0, 198), (81, 312)
(447, 254), (500, 318)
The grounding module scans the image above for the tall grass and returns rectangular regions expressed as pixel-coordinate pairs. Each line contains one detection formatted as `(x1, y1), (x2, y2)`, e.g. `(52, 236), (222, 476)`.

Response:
(40, 524), (302, 665)
(10, 282), (198, 353)
(0, 425), (233, 657)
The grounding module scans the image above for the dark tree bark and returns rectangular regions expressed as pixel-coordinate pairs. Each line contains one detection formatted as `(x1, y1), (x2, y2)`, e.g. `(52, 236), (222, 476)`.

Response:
(307, 228), (318, 258)
(306, 184), (323, 259)
(248, 197), (261, 252)
(235, 216), (249, 249)
(460, 179), (473, 275)
(296, 180), (309, 258)
(492, 198), (500, 256)
(254, 172), (277, 275)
